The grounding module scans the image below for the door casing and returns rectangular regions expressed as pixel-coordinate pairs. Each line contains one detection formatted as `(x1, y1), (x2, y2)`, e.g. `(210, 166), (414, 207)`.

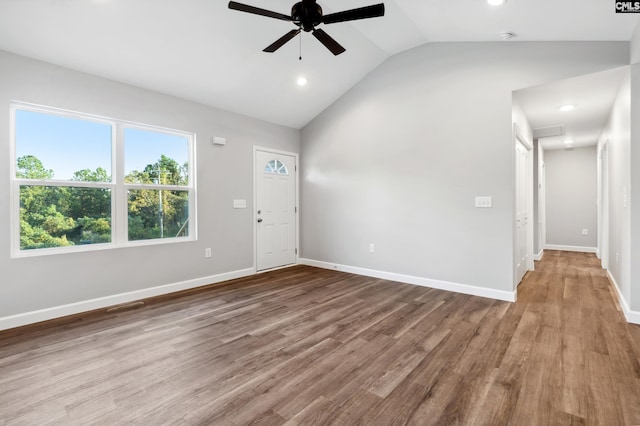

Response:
(514, 124), (534, 289)
(598, 141), (609, 269)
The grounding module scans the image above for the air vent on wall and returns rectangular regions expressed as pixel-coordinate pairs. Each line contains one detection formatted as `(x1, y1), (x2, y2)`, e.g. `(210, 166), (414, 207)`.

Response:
(533, 125), (565, 139)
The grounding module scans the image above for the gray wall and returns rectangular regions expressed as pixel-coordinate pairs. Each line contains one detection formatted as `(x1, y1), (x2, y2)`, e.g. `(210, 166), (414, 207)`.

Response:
(301, 42), (629, 294)
(599, 72), (631, 309)
(631, 23), (640, 313)
(624, 8), (640, 316)
(0, 50), (300, 318)
(631, 26), (640, 313)
(544, 147), (598, 249)
(629, 64), (640, 311)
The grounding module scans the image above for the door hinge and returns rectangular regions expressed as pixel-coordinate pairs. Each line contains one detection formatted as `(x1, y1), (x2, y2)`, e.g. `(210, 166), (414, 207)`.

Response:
(295, 248), (298, 255)
(295, 165), (297, 172)
(295, 206), (297, 213)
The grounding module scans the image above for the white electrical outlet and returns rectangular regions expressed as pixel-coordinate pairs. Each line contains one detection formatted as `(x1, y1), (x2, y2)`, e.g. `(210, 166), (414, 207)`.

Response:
(205, 248), (212, 258)
(582, 229), (589, 236)
(475, 196), (492, 208)
(369, 243), (375, 253)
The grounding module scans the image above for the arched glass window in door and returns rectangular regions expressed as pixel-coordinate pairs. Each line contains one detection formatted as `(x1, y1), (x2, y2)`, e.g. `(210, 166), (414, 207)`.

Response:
(264, 159), (289, 175)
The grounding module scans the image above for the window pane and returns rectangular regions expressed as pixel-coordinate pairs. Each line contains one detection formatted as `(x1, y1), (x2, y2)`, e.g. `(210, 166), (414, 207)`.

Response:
(15, 109), (112, 181)
(19, 185), (112, 250)
(264, 159), (288, 175)
(128, 189), (189, 241)
(124, 128), (189, 185)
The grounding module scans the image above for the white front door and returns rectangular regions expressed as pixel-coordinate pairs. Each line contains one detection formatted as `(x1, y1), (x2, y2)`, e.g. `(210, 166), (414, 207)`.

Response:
(255, 149), (297, 271)
(515, 141), (529, 285)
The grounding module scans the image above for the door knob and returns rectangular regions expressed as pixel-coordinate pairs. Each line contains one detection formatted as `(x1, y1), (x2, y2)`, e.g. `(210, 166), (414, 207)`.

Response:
(257, 218), (263, 223)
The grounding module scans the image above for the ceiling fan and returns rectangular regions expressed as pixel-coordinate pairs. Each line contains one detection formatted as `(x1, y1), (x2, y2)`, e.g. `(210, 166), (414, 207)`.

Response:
(228, 0), (385, 56)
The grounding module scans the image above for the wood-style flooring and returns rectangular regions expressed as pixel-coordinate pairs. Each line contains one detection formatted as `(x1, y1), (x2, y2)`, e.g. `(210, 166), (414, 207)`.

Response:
(1, 251), (640, 425)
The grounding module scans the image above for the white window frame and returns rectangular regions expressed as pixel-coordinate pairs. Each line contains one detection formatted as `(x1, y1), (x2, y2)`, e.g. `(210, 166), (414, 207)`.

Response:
(10, 101), (197, 258)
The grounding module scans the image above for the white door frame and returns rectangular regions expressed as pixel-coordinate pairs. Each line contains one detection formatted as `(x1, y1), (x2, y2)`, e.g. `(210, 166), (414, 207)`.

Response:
(598, 141), (609, 269)
(253, 146), (300, 272)
(514, 123), (534, 289)
(539, 155), (546, 254)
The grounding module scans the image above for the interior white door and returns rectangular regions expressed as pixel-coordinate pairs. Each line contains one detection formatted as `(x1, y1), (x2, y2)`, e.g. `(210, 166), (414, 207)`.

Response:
(256, 150), (297, 271)
(515, 141), (528, 285)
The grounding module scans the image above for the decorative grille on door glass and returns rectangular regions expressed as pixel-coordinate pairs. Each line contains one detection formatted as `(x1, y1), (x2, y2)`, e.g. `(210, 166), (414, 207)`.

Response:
(264, 160), (288, 175)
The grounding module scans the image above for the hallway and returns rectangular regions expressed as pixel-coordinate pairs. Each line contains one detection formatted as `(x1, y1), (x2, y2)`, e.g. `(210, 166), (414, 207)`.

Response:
(509, 250), (640, 424)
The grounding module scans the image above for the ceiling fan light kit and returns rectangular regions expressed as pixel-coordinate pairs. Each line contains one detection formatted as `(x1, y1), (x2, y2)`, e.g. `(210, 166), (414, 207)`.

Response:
(228, 0), (385, 56)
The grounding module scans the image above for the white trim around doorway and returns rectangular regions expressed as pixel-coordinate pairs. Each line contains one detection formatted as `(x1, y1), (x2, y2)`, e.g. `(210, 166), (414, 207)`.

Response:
(252, 146), (300, 273)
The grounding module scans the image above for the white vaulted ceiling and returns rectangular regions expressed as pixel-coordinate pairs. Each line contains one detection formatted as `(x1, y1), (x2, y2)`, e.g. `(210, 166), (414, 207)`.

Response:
(0, 0), (637, 128)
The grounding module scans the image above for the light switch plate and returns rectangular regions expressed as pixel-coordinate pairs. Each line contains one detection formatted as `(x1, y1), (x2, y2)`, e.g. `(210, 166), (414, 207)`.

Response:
(233, 199), (246, 209)
(475, 196), (492, 208)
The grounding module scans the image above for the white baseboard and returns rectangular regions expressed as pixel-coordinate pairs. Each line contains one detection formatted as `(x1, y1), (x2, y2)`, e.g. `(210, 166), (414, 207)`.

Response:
(607, 269), (640, 324)
(299, 258), (516, 302)
(606, 270), (640, 325)
(0, 267), (255, 332)
(544, 244), (597, 254)
(534, 249), (544, 261)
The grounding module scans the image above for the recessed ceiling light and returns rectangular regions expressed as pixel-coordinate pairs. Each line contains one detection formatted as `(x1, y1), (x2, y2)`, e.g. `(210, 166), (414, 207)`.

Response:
(297, 77), (308, 86)
(487, 0), (506, 6)
(564, 139), (574, 146)
(560, 104), (575, 112)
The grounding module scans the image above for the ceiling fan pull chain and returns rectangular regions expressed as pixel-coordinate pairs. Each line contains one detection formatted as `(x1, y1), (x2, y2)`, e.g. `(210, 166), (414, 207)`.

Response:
(299, 32), (302, 60)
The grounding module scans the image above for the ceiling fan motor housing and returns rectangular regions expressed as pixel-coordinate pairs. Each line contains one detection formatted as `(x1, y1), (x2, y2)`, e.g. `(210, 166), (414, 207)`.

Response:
(292, 1), (323, 31)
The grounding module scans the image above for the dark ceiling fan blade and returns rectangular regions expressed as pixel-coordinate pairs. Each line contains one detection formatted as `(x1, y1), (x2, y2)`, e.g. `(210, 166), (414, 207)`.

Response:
(264, 29), (302, 52)
(312, 28), (346, 55)
(228, 1), (292, 22)
(322, 3), (385, 25)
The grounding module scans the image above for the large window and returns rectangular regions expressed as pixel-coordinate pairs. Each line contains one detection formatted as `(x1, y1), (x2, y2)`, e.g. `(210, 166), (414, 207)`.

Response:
(10, 103), (196, 257)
